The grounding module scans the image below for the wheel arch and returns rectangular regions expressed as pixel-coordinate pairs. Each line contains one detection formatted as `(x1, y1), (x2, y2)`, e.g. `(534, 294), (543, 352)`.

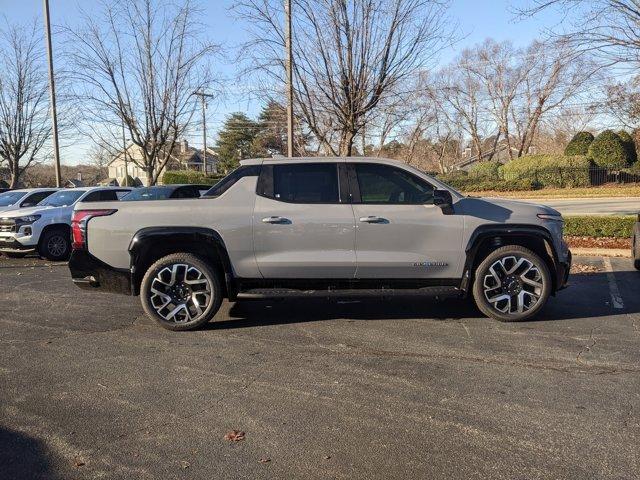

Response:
(128, 227), (235, 298)
(462, 224), (560, 294)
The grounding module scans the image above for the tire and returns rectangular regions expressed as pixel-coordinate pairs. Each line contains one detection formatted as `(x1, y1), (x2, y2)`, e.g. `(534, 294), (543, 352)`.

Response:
(38, 227), (71, 261)
(472, 245), (552, 322)
(140, 253), (223, 331)
(3, 252), (26, 258)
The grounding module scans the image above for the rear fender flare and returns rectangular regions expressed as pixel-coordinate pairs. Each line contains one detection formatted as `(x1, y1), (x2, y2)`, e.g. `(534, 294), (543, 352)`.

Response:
(128, 227), (236, 298)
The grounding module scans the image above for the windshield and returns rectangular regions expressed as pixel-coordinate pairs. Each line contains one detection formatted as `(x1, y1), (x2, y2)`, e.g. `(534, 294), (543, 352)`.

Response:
(122, 186), (174, 201)
(0, 191), (27, 207)
(37, 190), (85, 207)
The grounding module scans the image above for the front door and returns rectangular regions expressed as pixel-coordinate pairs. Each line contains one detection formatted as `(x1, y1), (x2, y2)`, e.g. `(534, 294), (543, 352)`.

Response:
(349, 162), (464, 279)
(252, 162), (357, 278)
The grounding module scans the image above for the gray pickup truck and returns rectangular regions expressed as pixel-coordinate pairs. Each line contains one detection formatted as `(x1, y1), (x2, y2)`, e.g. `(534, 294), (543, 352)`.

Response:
(69, 157), (571, 331)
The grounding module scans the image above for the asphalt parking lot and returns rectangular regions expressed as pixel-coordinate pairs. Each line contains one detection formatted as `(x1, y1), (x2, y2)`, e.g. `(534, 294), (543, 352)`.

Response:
(1, 256), (639, 480)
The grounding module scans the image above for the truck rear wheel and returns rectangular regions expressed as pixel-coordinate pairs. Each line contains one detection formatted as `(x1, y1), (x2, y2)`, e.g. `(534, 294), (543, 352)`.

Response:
(140, 253), (223, 331)
(472, 245), (551, 322)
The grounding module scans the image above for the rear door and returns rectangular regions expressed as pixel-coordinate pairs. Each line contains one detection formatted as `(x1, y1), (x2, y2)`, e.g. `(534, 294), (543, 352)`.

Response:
(349, 162), (464, 279)
(252, 161), (356, 278)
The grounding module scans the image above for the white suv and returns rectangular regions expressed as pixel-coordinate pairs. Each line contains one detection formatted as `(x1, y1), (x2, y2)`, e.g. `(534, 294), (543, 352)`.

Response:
(0, 187), (131, 260)
(0, 188), (59, 214)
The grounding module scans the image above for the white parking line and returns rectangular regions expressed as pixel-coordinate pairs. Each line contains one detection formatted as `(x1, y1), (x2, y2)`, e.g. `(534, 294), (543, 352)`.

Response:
(603, 257), (624, 309)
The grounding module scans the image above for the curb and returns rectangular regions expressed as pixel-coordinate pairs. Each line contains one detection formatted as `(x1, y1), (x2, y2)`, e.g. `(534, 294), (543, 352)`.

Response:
(570, 247), (631, 258)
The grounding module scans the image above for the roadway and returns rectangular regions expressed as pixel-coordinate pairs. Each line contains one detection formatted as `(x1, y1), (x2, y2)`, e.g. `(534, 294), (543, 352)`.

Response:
(513, 197), (640, 216)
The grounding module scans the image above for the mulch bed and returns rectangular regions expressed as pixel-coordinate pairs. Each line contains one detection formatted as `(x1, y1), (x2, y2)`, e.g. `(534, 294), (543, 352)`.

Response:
(565, 236), (631, 250)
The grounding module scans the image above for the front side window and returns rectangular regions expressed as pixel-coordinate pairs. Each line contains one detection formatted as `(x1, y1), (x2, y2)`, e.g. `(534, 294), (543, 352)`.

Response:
(22, 191), (55, 207)
(353, 163), (434, 204)
(271, 163), (339, 203)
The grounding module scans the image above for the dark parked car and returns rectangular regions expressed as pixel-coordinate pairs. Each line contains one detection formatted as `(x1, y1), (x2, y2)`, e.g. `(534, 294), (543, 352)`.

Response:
(633, 213), (640, 270)
(121, 184), (210, 201)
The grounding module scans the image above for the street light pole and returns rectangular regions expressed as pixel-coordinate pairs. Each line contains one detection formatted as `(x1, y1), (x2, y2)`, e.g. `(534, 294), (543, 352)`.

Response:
(285, 0), (294, 158)
(193, 91), (214, 174)
(43, 0), (61, 187)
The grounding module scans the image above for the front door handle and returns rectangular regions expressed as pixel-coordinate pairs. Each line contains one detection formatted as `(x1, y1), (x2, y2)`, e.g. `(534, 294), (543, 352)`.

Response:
(262, 216), (289, 224)
(359, 215), (387, 223)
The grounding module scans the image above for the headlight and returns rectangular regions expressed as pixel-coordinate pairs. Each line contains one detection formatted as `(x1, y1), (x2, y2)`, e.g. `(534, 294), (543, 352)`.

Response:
(537, 213), (564, 222)
(15, 214), (41, 225)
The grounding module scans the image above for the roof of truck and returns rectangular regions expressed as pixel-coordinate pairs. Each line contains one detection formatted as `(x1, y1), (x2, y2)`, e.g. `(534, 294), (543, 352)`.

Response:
(239, 156), (404, 166)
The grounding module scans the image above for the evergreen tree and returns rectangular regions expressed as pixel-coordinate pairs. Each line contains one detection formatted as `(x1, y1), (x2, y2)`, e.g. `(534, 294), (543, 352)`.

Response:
(214, 113), (260, 173)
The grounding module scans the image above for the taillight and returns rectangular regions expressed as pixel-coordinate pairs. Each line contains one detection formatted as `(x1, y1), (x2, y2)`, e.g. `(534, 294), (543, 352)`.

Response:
(71, 209), (117, 250)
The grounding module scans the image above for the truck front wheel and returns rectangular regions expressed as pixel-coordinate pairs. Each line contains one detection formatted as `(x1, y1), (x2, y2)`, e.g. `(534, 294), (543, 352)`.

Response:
(140, 253), (223, 331)
(39, 227), (71, 261)
(472, 245), (552, 322)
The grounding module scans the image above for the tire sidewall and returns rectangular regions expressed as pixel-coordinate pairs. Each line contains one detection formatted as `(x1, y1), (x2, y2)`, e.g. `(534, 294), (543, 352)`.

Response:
(472, 246), (552, 322)
(140, 253), (222, 331)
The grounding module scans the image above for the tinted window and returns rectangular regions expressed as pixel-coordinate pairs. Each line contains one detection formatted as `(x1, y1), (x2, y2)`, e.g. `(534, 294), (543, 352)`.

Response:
(38, 190), (85, 207)
(122, 187), (173, 201)
(271, 163), (339, 203)
(354, 164), (434, 204)
(22, 191), (54, 206)
(204, 165), (261, 198)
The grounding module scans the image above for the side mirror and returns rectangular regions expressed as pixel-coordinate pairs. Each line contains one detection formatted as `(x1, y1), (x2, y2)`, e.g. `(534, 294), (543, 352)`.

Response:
(433, 189), (454, 215)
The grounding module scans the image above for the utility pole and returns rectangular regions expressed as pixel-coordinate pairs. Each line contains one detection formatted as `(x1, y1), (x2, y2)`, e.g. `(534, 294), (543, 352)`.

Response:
(121, 118), (129, 187)
(193, 91), (215, 173)
(43, 0), (61, 187)
(285, 0), (294, 158)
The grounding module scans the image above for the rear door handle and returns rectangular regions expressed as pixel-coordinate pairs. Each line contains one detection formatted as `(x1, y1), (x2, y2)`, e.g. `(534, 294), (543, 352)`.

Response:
(262, 216), (289, 224)
(359, 216), (386, 223)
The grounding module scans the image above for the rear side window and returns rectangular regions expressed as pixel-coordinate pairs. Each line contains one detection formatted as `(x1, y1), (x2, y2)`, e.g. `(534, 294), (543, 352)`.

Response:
(259, 163), (339, 204)
(204, 165), (261, 198)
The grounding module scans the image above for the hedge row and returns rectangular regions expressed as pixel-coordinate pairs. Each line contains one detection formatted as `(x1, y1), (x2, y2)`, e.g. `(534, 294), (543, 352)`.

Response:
(438, 173), (535, 192)
(500, 155), (591, 188)
(162, 170), (224, 185)
(563, 216), (636, 238)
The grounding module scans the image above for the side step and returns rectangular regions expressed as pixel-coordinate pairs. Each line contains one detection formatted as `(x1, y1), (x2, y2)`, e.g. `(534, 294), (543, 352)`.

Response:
(236, 286), (462, 300)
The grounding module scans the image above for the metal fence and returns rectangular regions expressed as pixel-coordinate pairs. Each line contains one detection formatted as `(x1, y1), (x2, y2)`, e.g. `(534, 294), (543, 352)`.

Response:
(500, 167), (640, 187)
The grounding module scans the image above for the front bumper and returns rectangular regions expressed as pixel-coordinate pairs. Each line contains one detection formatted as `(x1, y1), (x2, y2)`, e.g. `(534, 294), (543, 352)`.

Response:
(69, 250), (133, 295)
(0, 236), (36, 253)
(556, 249), (571, 291)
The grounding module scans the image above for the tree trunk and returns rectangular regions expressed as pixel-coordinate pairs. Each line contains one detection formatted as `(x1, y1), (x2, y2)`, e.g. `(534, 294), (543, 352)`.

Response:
(146, 166), (155, 186)
(339, 131), (356, 156)
(9, 159), (19, 188)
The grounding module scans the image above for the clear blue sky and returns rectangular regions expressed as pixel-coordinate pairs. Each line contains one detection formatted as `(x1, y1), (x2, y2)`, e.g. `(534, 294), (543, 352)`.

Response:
(0, 0), (561, 164)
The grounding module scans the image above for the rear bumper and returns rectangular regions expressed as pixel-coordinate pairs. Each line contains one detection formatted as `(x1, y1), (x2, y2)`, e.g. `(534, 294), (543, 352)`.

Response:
(69, 250), (133, 295)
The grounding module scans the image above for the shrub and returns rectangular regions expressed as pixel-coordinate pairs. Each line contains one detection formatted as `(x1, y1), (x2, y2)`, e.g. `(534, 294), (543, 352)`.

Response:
(437, 174), (534, 192)
(617, 130), (638, 164)
(588, 130), (629, 168)
(468, 161), (502, 179)
(563, 216), (635, 238)
(162, 170), (224, 185)
(564, 131), (594, 156)
(500, 154), (591, 188)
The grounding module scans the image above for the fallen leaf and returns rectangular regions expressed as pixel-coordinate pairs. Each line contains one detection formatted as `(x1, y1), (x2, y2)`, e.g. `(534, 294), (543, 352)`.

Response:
(180, 461), (190, 469)
(73, 458), (86, 468)
(259, 457), (271, 463)
(323, 455), (331, 460)
(224, 430), (245, 442)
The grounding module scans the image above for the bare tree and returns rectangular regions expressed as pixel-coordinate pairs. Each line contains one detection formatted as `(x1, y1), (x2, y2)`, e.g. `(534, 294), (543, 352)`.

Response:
(236, 0), (453, 156)
(0, 21), (51, 188)
(509, 40), (598, 157)
(65, 0), (218, 185)
(521, 1), (640, 66)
